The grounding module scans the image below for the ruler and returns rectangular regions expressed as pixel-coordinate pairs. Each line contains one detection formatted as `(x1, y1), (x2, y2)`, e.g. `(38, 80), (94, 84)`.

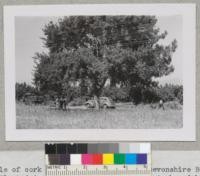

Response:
(46, 165), (151, 176)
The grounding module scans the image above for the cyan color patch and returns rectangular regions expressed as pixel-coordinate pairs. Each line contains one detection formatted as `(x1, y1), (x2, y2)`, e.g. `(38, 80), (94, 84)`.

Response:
(125, 154), (137, 164)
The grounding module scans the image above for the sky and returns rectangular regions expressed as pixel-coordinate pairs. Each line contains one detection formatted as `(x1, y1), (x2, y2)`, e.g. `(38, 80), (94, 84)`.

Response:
(15, 15), (182, 86)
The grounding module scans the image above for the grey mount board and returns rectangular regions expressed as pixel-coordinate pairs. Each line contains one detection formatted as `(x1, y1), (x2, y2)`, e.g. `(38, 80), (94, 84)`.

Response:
(0, 0), (199, 150)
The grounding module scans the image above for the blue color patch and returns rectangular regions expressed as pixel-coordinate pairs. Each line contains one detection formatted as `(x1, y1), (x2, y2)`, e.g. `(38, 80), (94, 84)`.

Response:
(125, 154), (137, 164)
(136, 154), (147, 164)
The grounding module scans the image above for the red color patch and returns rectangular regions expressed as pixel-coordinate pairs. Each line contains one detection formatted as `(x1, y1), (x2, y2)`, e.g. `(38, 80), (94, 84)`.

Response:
(92, 154), (103, 165)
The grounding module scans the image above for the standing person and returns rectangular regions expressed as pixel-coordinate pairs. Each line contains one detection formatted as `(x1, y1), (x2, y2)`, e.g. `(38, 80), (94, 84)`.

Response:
(59, 97), (63, 110)
(63, 96), (68, 110)
(94, 95), (100, 110)
(55, 97), (59, 109)
(158, 99), (165, 110)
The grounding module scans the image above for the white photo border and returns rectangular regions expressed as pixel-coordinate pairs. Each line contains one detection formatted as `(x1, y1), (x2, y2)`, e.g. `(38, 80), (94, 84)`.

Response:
(4, 4), (196, 141)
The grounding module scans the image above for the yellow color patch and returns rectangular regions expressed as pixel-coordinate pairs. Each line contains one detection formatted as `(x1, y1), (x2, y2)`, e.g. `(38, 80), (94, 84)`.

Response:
(103, 153), (114, 165)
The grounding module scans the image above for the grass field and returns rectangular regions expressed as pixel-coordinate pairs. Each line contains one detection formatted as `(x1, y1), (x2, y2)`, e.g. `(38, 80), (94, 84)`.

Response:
(16, 102), (183, 129)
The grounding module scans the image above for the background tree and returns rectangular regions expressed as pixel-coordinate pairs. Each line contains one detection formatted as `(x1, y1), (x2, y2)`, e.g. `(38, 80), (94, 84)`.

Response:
(33, 16), (177, 107)
(16, 82), (36, 101)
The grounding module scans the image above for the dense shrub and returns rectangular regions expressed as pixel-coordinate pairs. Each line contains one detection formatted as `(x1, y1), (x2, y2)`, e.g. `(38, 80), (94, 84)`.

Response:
(129, 84), (183, 105)
(16, 82), (183, 106)
(141, 88), (160, 103)
(155, 84), (183, 104)
(16, 83), (36, 101)
(129, 85), (143, 105)
(129, 83), (159, 105)
(102, 86), (130, 102)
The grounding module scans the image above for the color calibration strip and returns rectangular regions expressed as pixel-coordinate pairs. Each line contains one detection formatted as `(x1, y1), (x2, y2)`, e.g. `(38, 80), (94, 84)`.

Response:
(45, 143), (150, 165)
(47, 153), (147, 165)
(48, 153), (147, 165)
(45, 143), (150, 154)
(45, 143), (151, 176)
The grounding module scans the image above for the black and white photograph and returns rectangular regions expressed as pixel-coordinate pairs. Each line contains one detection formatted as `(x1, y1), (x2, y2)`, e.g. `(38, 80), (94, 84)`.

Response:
(15, 15), (183, 129)
(4, 4), (195, 141)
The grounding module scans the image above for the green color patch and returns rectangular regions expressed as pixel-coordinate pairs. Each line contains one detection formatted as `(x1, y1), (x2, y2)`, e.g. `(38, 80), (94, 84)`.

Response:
(114, 154), (125, 164)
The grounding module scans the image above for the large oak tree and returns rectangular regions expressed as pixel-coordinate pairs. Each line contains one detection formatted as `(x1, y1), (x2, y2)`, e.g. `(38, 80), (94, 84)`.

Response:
(33, 16), (177, 107)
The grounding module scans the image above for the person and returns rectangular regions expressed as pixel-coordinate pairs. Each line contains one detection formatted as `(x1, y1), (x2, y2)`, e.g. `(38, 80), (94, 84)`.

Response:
(63, 97), (68, 110)
(158, 99), (165, 110)
(94, 95), (100, 109)
(59, 97), (64, 110)
(55, 97), (59, 109)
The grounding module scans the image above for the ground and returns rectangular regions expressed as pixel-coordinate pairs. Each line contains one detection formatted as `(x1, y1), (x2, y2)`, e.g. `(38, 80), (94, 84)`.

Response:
(16, 102), (183, 129)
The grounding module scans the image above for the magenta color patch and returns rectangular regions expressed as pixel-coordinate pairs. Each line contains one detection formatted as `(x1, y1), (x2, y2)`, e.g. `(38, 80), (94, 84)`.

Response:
(82, 154), (92, 165)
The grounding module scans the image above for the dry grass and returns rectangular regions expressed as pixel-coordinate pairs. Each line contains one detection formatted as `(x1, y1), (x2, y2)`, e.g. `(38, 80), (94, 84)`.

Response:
(16, 102), (183, 129)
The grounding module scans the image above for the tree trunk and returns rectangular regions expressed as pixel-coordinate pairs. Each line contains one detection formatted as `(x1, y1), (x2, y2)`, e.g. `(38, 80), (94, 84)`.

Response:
(110, 78), (117, 87)
(94, 95), (100, 110)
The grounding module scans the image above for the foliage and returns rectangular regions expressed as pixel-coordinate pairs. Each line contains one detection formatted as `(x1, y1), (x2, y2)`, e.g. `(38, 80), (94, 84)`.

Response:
(129, 84), (183, 104)
(15, 82), (36, 101)
(156, 84), (183, 104)
(102, 84), (183, 105)
(33, 16), (177, 106)
(102, 86), (130, 102)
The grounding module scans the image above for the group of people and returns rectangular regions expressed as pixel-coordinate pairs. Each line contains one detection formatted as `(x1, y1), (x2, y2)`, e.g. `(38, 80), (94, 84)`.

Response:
(55, 97), (69, 110)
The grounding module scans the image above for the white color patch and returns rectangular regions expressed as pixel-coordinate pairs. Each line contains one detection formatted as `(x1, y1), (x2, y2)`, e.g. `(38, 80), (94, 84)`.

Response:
(70, 154), (82, 165)
(140, 143), (151, 153)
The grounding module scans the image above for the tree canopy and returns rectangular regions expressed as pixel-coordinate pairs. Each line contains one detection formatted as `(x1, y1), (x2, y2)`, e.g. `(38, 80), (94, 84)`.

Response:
(33, 15), (177, 104)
